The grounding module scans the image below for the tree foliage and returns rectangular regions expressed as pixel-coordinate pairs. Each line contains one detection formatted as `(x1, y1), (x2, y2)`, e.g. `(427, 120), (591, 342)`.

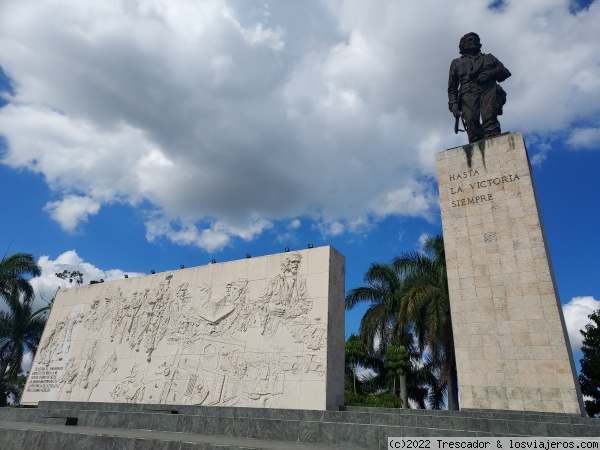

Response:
(345, 262), (416, 407)
(345, 235), (455, 410)
(0, 252), (41, 304)
(384, 344), (409, 395)
(345, 334), (368, 393)
(55, 270), (84, 287)
(2, 372), (27, 405)
(345, 392), (403, 408)
(392, 235), (458, 410)
(346, 263), (406, 357)
(579, 308), (600, 418)
(0, 252), (46, 406)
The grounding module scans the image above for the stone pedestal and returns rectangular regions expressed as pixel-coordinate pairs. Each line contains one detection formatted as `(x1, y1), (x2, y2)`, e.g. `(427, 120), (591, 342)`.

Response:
(436, 133), (584, 414)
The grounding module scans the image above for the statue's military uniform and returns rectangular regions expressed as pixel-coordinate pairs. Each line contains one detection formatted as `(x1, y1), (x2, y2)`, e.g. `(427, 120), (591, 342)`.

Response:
(448, 53), (510, 143)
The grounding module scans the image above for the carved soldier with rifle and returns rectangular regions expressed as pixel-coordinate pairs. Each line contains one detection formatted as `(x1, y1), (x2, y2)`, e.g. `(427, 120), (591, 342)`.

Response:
(448, 32), (511, 143)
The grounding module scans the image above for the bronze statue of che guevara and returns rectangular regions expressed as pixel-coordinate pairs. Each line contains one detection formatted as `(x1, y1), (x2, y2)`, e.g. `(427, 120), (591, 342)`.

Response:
(448, 33), (511, 143)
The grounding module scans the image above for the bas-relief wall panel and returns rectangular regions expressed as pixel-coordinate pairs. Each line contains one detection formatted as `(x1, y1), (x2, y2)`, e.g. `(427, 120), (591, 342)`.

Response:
(22, 246), (344, 411)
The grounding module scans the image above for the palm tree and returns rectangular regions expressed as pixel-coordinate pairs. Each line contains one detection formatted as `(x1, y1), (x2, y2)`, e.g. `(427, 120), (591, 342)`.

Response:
(0, 251), (44, 405)
(345, 263), (415, 408)
(392, 235), (459, 410)
(0, 252), (41, 304)
(0, 287), (49, 405)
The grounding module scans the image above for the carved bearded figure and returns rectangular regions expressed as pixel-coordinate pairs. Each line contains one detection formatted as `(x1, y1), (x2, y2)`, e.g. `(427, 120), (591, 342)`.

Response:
(260, 254), (311, 337)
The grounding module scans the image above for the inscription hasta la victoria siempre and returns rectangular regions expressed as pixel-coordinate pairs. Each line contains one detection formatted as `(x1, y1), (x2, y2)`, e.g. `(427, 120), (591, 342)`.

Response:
(448, 169), (520, 207)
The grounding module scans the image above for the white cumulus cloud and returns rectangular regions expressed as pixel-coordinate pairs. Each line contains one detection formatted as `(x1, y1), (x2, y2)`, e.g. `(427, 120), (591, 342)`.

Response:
(562, 295), (600, 352)
(44, 195), (101, 232)
(1, 0), (599, 250)
(567, 127), (600, 149)
(29, 250), (145, 311)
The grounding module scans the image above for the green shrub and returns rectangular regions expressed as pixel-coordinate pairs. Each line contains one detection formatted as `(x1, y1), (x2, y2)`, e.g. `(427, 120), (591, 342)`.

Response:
(345, 392), (366, 406)
(344, 392), (402, 408)
(365, 393), (402, 408)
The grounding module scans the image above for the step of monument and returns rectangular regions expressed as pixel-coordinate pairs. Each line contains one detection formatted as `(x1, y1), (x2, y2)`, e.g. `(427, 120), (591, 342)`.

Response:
(12, 401), (598, 438)
(75, 408), (600, 440)
(76, 410), (422, 448)
(4, 403), (599, 448)
(3, 404), (599, 450)
(38, 400), (599, 431)
(8, 401), (600, 437)
(1, 417), (484, 450)
(345, 406), (596, 426)
(39, 400), (344, 421)
(39, 401), (593, 426)
(2, 406), (487, 448)
(0, 420), (364, 450)
(0, 406), (80, 425)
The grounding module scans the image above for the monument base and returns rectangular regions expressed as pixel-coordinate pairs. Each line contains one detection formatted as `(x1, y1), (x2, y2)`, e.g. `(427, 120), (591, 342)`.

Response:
(437, 133), (584, 414)
(1, 400), (599, 449)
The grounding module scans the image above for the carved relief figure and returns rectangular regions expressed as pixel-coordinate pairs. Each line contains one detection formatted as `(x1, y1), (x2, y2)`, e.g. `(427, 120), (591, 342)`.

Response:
(37, 320), (66, 366)
(198, 283), (236, 325)
(129, 275), (173, 361)
(247, 353), (284, 401)
(448, 32), (511, 143)
(218, 348), (248, 379)
(173, 282), (192, 311)
(84, 297), (102, 332)
(38, 306), (83, 365)
(84, 350), (118, 401)
(206, 280), (253, 335)
(304, 353), (325, 377)
(79, 340), (99, 389)
(289, 317), (326, 350)
(111, 296), (132, 343)
(260, 253), (311, 337)
(61, 309), (83, 358)
(141, 350), (206, 405)
(125, 289), (146, 341)
(169, 309), (200, 346)
(58, 359), (81, 400)
(85, 288), (119, 338)
(190, 380), (210, 405)
(111, 364), (145, 403)
(161, 282), (194, 342)
(143, 275), (173, 361)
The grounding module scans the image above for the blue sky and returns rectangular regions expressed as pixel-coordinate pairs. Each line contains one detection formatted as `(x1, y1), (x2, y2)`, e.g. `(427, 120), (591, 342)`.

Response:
(0, 0), (599, 373)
